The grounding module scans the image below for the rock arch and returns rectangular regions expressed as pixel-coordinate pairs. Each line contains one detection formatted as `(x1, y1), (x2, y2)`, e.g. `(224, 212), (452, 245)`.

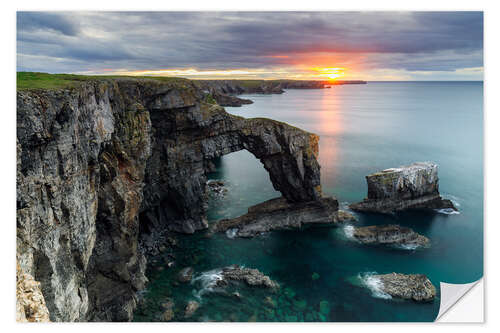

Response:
(141, 89), (322, 233)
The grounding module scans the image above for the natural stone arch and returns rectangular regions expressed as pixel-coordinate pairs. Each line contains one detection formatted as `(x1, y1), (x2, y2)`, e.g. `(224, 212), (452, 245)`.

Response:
(141, 92), (322, 233)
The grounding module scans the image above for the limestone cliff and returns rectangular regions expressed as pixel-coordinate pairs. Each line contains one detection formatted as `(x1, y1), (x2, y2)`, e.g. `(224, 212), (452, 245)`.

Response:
(16, 77), (324, 321)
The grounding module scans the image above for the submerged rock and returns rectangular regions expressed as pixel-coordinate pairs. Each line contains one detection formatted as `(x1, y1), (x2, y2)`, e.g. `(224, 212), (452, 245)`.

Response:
(349, 162), (457, 214)
(264, 296), (277, 308)
(220, 265), (279, 289)
(351, 224), (430, 248)
(211, 196), (340, 237)
(177, 267), (194, 283)
(163, 309), (174, 321)
(161, 298), (175, 322)
(184, 301), (200, 318)
(319, 300), (330, 316)
(371, 273), (436, 302)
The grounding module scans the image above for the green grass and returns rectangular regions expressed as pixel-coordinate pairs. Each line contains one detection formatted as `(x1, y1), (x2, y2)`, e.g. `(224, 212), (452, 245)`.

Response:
(17, 72), (189, 91)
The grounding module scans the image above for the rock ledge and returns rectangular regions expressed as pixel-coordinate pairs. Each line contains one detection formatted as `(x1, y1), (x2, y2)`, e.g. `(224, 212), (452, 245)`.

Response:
(371, 273), (436, 302)
(351, 224), (430, 248)
(212, 196), (341, 237)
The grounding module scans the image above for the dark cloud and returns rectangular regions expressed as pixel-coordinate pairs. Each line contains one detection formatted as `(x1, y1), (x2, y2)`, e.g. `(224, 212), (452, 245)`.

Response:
(16, 11), (483, 76)
(17, 12), (80, 36)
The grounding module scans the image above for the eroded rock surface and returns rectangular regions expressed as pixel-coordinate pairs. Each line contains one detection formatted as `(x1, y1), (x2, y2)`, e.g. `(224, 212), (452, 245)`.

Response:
(219, 265), (279, 289)
(349, 162), (456, 214)
(373, 273), (436, 302)
(16, 264), (50, 322)
(212, 196), (340, 237)
(351, 225), (430, 248)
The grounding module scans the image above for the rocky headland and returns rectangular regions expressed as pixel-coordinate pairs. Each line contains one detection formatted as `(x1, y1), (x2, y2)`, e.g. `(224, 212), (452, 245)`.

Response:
(369, 273), (436, 302)
(16, 75), (338, 321)
(349, 224), (430, 248)
(349, 162), (457, 214)
(195, 79), (366, 106)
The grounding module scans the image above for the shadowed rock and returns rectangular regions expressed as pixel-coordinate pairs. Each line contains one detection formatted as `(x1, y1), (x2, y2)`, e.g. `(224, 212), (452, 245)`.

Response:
(351, 224), (430, 248)
(349, 162), (456, 214)
(211, 196), (341, 237)
(372, 273), (436, 302)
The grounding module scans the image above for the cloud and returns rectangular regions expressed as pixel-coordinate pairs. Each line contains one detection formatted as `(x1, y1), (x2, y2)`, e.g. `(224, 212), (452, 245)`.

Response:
(16, 11), (483, 79)
(17, 12), (80, 36)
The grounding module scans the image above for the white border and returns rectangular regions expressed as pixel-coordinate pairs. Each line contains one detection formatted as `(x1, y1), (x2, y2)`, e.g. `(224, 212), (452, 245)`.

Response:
(3, 1), (498, 331)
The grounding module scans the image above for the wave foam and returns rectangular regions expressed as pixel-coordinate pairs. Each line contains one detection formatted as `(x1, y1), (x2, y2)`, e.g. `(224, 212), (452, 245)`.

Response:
(359, 272), (392, 299)
(343, 225), (355, 240)
(226, 228), (238, 239)
(435, 208), (460, 215)
(393, 243), (419, 251)
(443, 194), (462, 208)
(191, 269), (224, 300)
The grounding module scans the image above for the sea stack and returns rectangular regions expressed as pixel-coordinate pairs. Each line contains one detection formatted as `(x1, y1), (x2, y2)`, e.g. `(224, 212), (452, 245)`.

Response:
(349, 162), (456, 214)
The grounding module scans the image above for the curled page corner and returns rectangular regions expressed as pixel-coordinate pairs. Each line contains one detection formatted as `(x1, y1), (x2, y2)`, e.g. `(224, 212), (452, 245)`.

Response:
(435, 278), (483, 322)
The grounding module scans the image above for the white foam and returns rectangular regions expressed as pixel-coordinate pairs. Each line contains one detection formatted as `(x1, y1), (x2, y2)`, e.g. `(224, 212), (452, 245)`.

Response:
(435, 208), (460, 215)
(359, 272), (392, 299)
(343, 225), (355, 239)
(443, 194), (462, 207)
(225, 228), (238, 239)
(191, 269), (224, 300)
(394, 243), (419, 251)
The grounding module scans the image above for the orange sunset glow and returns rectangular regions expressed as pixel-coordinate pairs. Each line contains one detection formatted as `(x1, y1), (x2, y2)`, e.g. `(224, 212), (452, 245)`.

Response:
(311, 67), (346, 81)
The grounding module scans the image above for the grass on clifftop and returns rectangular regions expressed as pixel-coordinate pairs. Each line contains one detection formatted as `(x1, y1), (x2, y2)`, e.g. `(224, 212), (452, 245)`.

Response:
(17, 72), (189, 91)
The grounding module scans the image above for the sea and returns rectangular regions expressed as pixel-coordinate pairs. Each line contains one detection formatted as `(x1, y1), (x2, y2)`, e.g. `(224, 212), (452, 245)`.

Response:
(133, 81), (483, 322)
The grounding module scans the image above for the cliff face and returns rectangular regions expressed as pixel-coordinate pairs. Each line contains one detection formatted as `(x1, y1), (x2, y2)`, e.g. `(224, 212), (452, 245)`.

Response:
(16, 78), (323, 321)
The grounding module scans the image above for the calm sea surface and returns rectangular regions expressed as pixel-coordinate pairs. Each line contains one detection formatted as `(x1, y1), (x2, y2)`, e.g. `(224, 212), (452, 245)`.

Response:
(134, 81), (483, 322)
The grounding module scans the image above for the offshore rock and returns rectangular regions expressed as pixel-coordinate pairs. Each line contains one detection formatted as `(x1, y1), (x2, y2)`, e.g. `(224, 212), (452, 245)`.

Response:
(349, 162), (456, 214)
(219, 265), (279, 289)
(212, 196), (340, 237)
(17, 78), (322, 321)
(351, 224), (430, 248)
(372, 273), (436, 302)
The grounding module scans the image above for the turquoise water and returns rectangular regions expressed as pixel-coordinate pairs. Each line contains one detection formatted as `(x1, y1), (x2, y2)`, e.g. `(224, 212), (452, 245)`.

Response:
(134, 82), (483, 322)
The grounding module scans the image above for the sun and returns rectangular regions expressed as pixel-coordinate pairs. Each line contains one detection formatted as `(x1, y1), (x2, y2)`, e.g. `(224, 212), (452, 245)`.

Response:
(311, 67), (346, 81)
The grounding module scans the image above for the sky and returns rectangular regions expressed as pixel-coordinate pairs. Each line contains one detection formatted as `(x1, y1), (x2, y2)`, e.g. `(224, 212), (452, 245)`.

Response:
(16, 11), (483, 81)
